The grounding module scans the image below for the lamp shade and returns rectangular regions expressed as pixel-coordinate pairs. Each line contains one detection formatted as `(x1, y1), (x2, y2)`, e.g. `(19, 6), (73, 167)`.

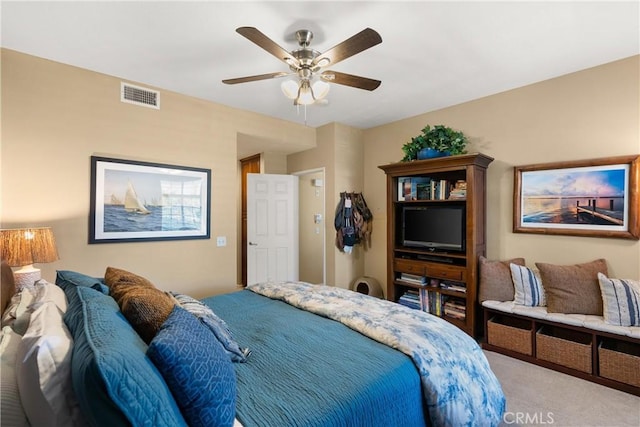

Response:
(296, 83), (315, 105)
(0, 227), (59, 267)
(281, 80), (299, 100)
(281, 78), (330, 105)
(311, 80), (330, 100)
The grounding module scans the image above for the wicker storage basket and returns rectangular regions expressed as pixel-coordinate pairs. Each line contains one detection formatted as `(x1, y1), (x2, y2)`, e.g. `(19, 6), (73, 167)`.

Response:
(487, 316), (532, 356)
(599, 341), (640, 388)
(536, 327), (592, 373)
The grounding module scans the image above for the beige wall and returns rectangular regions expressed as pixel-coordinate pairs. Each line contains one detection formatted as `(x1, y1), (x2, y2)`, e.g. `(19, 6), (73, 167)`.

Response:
(2, 49), (638, 299)
(297, 170), (324, 284)
(288, 122), (365, 289)
(0, 49), (314, 298)
(363, 55), (640, 288)
(261, 152), (288, 174)
(333, 124), (365, 288)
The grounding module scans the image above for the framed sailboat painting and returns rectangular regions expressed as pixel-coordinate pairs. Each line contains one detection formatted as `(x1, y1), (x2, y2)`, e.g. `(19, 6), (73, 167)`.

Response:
(90, 156), (211, 243)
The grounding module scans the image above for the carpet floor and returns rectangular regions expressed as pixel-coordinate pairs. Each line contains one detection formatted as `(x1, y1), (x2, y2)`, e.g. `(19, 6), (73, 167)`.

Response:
(484, 351), (640, 427)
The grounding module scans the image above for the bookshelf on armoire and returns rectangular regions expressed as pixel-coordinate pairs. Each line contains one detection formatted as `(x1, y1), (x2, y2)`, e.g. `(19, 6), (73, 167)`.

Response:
(379, 153), (493, 337)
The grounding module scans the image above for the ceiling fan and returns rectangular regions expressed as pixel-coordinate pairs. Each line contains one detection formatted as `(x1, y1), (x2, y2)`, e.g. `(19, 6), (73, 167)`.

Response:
(222, 27), (382, 106)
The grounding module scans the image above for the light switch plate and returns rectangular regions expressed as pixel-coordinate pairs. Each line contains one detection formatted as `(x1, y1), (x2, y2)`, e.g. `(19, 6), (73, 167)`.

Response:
(216, 236), (227, 247)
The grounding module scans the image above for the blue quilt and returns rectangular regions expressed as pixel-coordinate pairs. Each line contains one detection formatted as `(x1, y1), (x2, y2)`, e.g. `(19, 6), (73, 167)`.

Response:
(247, 281), (506, 427)
(204, 290), (427, 427)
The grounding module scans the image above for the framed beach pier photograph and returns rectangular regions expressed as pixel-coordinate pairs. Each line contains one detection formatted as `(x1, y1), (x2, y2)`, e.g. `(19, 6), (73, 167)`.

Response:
(90, 156), (211, 243)
(513, 155), (639, 239)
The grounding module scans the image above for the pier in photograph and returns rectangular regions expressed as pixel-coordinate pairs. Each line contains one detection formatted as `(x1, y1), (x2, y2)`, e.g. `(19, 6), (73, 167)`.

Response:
(575, 200), (623, 226)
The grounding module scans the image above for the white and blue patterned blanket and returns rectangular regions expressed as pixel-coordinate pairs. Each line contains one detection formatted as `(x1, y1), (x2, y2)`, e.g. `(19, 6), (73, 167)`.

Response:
(248, 281), (505, 427)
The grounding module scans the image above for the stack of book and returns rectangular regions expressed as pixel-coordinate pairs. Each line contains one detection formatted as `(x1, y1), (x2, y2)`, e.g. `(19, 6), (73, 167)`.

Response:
(448, 180), (467, 200)
(396, 275), (466, 318)
(398, 290), (421, 310)
(398, 272), (427, 286)
(443, 299), (466, 320)
(439, 281), (467, 293)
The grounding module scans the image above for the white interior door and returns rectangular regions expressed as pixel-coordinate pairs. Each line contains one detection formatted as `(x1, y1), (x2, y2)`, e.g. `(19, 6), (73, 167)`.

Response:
(247, 173), (299, 285)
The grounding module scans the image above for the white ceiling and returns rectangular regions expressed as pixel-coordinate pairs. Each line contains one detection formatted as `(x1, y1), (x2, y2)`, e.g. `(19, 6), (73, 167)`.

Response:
(1, 1), (638, 130)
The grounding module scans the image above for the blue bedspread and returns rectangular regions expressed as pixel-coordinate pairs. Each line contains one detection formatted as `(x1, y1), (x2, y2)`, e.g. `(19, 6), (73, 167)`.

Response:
(247, 282), (506, 427)
(204, 290), (427, 427)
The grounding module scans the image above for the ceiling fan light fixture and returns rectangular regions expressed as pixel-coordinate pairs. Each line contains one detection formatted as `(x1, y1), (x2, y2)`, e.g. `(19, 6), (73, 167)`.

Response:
(296, 81), (315, 105)
(281, 79), (299, 99)
(311, 80), (330, 100)
(282, 78), (330, 105)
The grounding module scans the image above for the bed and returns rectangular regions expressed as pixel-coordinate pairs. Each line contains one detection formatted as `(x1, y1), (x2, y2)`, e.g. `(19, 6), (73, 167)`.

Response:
(0, 266), (505, 427)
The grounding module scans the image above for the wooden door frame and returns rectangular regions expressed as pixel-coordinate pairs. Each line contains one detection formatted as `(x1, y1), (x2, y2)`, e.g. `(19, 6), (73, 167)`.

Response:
(240, 154), (261, 287)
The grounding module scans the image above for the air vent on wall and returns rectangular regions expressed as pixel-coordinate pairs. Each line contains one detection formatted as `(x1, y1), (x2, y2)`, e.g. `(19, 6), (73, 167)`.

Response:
(121, 82), (160, 109)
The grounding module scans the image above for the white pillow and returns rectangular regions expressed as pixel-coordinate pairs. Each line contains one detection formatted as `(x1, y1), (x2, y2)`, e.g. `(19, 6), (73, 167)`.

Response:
(32, 279), (68, 312)
(510, 263), (546, 307)
(1, 326), (29, 426)
(16, 301), (83, 426)
(1, 281), (68, 335)
(1, 289), (35, 329)
(597, 273), (640, 326)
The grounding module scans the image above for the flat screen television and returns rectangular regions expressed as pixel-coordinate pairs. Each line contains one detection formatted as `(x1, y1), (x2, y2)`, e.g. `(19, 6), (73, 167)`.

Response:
(402, 205), (465, 252)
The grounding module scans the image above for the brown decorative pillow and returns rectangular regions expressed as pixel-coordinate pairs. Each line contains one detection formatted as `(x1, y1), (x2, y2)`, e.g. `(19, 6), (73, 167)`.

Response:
(104, 266), (155, 303)
(119, 287), (176, 344)
(536, 259), (608, 315)
(104, 267), (175, 343)
(478, 256), (525, 302)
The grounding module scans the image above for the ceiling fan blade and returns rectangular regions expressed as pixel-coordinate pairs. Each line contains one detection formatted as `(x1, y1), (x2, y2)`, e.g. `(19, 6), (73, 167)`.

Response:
(321, 71), (381, 91)
(223, 72), (290, 85)
(313, 28), (382, 68)
(235, 27), (299, 68)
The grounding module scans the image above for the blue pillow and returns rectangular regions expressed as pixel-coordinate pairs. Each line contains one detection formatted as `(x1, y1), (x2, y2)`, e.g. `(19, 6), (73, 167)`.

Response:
(65, 286), (187, 427)
(55, 270), (109, 300)
(170, 292), (250, 362)
(148, 305), (237, 427)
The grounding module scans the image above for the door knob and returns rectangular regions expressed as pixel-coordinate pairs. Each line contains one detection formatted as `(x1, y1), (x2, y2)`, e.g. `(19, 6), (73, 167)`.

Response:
(249, 242), (258, 246)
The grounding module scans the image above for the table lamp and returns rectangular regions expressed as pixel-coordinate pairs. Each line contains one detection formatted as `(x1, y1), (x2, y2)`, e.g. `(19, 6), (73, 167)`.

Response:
(0, 227), (59, 289)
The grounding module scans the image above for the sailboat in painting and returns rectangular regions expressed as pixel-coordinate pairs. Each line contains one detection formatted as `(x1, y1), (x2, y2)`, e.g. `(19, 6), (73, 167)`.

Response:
(124, 182), (151, 214)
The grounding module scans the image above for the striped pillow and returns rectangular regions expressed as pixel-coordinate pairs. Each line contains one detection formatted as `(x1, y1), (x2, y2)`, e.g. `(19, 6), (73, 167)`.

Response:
(597, 273), (640, 327)
(510, 264), (546, 307)
(169, 292), (250, 362)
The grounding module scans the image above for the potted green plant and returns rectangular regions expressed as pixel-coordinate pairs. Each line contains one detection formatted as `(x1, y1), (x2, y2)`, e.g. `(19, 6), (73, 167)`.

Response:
(401, 125), (468, 162)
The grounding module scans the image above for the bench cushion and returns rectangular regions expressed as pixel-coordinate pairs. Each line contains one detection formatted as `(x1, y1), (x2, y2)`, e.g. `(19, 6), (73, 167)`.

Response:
(482, 300), (640, 339)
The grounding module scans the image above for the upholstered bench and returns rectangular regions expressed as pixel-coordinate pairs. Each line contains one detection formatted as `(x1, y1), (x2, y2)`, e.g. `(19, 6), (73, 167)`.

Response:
(483, 300), (640, 340)
(478, 257), (640, 396)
